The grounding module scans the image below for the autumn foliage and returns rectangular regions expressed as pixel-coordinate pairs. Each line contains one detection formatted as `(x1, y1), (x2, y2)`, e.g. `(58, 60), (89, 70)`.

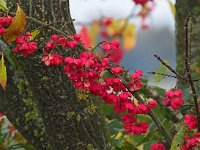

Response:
(0, 1), (200, 150)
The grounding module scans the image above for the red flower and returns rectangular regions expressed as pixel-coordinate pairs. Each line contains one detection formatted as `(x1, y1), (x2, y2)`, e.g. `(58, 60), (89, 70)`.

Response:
(45, 41), (57, 51)
(137, 104), (151, 114)
(0, 16), (13, 35)
(123, 122), (148, 135)
(102, 40), (120, 51)
(1, 16), (13, 27)
(181, 132), (200, 149)
(147, 100), (157, 109)
(128, 70), (143, 92)
(63, 39), (149, 137)
(111, 67), (124, 75)
(13, 32), (38, 56)
(0, 112), (4, 118)
(102, 18), (113, 26)
(0, 28), (5, 36)
(150, 143), (165, 150)
(133, 0), (148, 5)
(121, 114), (136, 123)
(102, 41), (111, 51)
(163, 89), (184, 110)
(110, 40), (120, 50)
(42, 53), (63, 66)
(184, 114), (197, 130)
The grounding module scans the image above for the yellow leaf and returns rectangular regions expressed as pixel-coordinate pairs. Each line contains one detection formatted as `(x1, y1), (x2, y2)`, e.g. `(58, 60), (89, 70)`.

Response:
(30, 29), (40, 40)
(115, 132), (123, 139)
(88, 21), (100, 47)
(134, 98), (139, 106)
(0, 0), (8, 12)
(122, 23), (136, 51)
(3, 4), (27, 44)
(0, 53), (7, 90)
(12, 132), (27, 144)
(107, 19), (117, 36)
(169, 0), (176, 17)
(107, 19), (126, 37)
(118, 19), (126, 31)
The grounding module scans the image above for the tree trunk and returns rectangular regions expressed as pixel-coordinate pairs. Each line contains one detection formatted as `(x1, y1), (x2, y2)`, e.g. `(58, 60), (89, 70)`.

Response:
(176, 0), (200, 76)
(0, 0), (112, 149)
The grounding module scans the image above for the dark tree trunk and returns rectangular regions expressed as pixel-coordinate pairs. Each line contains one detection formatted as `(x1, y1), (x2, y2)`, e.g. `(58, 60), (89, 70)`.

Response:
(176, 0), (200, 75)
(0, 0), (112, 149)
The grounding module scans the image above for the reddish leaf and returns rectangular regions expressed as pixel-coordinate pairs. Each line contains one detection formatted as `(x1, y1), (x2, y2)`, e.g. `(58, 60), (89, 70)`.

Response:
(80, 26), (92, 48)
(3, 4), (27, 44)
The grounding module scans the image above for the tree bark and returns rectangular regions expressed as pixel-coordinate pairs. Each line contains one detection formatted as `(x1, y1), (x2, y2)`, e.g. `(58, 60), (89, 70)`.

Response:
(176, 0), (200, 76)
(0, 0), (112, 149)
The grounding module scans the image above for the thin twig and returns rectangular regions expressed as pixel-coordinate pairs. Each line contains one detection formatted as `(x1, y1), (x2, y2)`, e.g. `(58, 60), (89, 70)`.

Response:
(148, 71), (181, 79)
(193, 78), (200, 82)
(154, 54), (183, 80)
(134, 93), (172, 145)
(106, 68), (172, 146)
(184, 15), (200, 132)
(149, 71), (200, 82)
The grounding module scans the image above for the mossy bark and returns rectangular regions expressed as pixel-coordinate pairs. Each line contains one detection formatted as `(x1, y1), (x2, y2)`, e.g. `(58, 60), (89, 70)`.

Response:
(0, 0), (112, 150)
(176, 0), (200, 76)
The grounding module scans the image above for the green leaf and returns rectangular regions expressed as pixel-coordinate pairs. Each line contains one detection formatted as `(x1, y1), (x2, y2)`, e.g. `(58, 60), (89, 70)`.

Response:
(107, 119), (123, 135)
(137, 114), (151, 124)
(0, 0), (8, 12)
(0, 53), (7, 90)
(143, 141), (157, 150)
(170, 124), (185, 150)
(152, 60), (169, 83)
(30, 29), (40, 40)
(102, 70), (113, 79)
(117, 141), (139, 150)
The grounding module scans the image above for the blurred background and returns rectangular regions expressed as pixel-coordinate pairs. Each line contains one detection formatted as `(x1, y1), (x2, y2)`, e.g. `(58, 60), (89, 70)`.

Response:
(70, 0), (176, 89)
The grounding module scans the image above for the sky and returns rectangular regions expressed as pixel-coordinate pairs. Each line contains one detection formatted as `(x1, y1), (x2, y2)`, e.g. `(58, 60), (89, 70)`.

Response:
(69, 0), (176, 89)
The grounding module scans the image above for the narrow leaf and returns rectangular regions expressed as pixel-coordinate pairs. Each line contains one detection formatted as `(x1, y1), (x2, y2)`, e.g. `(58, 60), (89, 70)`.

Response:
(107, 19), (118, 36)
(170, 126), (185, 150)
(3, 4), (27, 44)
(152, 60), (169, 83)
(122, 23), (136, 51)
(0, 0), (8, 12)
(0, 53), (7, 90)
(169, 0), (176, 16)
(30, 29), (40, 40)
(79, 26), (92, 48)
(107, 19), (126, 37)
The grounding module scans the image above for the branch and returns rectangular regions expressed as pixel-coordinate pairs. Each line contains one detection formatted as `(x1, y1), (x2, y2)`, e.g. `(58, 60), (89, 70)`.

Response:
(148, 71), (180, 79)
(154, 54), (183, 80)
(184, 15), (200, 132)
(134, 93), (172, 145)
(105, 68), (172, 146)
(8, 12), (70, 37)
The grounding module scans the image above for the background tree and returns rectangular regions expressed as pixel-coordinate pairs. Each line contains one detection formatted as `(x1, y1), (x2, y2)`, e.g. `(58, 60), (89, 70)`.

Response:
(176, 0), (200, 75)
